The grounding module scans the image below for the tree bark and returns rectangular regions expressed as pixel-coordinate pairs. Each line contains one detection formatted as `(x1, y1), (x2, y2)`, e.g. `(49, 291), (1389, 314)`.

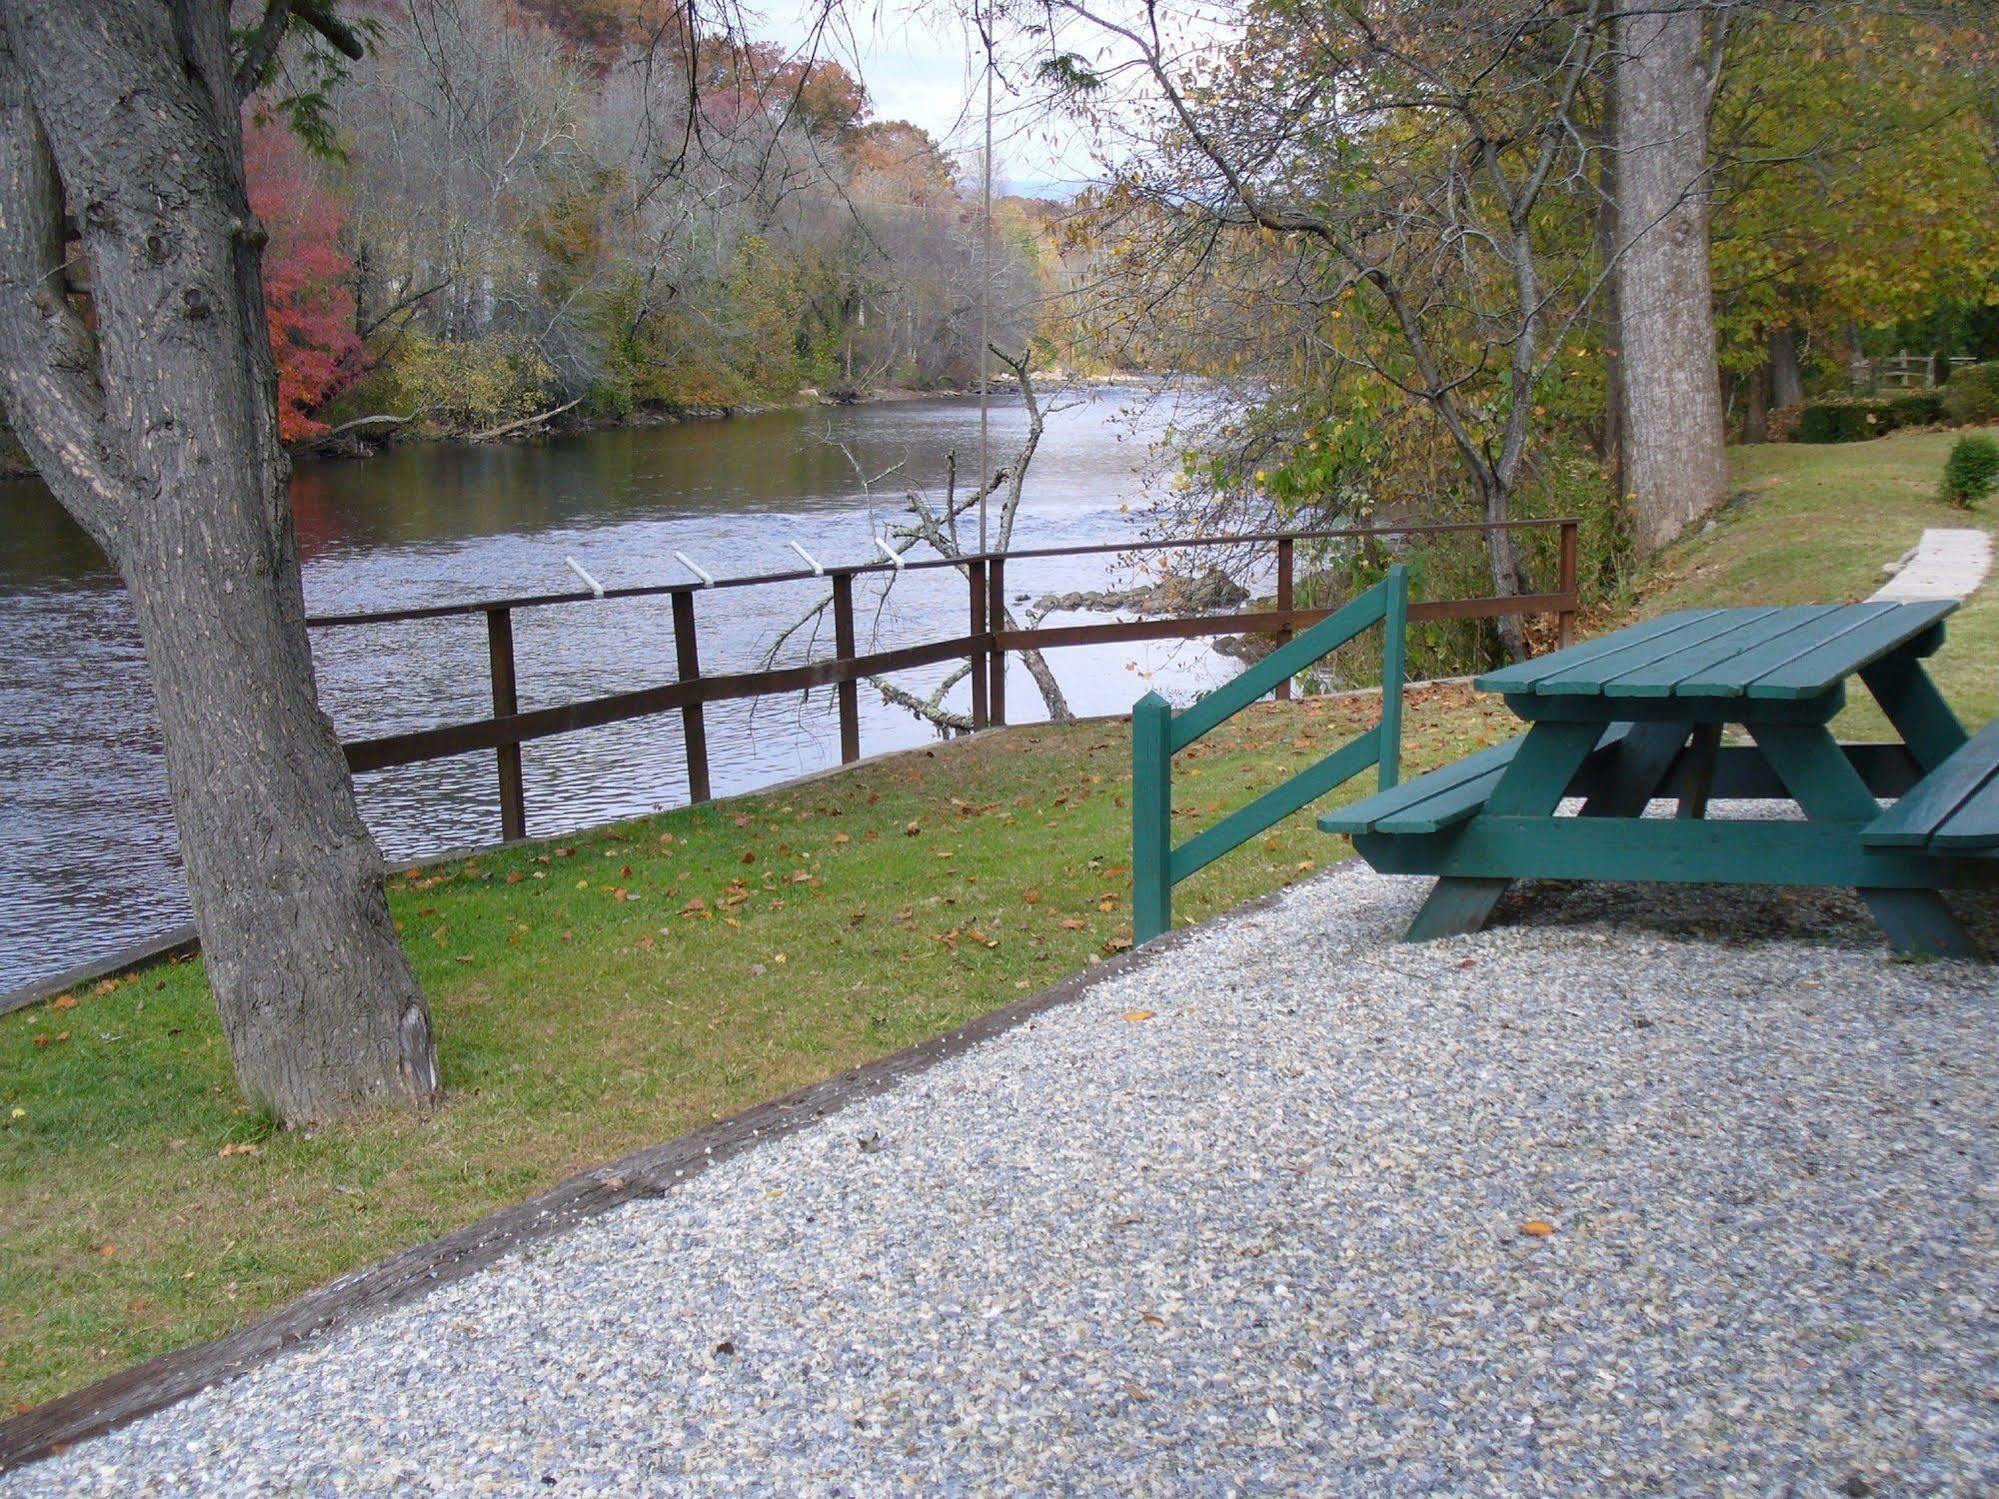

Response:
(0, 2), (439, 1124)
(1768, 325), (1805, 407)
(1611, 0), (1729, 553)
(1743, 363), (1769, 443)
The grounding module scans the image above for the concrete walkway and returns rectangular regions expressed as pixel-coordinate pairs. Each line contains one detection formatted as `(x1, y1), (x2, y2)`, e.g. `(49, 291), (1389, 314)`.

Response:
(1872, 527), (1994, 602)
(11, 853), (1995, 1497)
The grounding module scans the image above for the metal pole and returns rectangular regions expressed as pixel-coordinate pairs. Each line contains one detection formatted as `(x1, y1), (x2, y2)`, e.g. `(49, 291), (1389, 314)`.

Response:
(976, 3), (993, 557)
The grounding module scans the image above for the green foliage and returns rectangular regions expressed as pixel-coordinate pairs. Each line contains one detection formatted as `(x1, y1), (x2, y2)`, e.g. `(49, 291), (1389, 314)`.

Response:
(1888, 391), (1947, 428)
(1939, 435), (1999, 508)
(1797, 400), (1901, 443)
(1943, 364), (1999, 425)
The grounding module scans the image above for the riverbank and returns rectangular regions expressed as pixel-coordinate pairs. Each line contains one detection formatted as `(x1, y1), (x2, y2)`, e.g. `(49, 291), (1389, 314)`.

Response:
(0, 372), (1165, 481)
(5, 428), (1994, 1415)
(0, 684), (1514, 1410)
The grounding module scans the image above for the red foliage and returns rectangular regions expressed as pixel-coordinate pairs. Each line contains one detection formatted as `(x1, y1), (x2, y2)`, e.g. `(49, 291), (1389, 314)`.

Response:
(244, 124), (364, 442)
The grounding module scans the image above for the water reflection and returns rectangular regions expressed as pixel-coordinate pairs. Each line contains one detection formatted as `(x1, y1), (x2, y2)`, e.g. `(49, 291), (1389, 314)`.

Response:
(0, 388), (1243, 992)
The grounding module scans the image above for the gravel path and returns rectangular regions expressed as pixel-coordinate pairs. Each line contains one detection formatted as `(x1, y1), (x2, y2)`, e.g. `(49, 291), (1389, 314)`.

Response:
(12, 839), (1998, 1497)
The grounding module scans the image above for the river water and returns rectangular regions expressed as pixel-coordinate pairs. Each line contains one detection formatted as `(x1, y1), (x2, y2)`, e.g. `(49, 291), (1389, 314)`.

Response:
(0, 387), (1250, 993)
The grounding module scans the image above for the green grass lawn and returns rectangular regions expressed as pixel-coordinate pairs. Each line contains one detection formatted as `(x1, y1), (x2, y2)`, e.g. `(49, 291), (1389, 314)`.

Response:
(4, 427), (1994, 1414)
(1642, 425), (1999, 729)
(0, 684), (1517, 1409)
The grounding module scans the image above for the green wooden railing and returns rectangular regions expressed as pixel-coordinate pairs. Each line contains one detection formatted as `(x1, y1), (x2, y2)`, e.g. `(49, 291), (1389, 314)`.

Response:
(1131, 564), (1409, 944)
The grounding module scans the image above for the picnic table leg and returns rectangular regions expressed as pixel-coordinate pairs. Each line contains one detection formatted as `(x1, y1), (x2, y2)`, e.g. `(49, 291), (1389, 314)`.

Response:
(1859, 654), (1967, 772)
(1749, 723), (1980, 959)
(1405, 720), (1609, 942)
(1579, 722), (1690, 818)
(1676, 723), (1723, 820)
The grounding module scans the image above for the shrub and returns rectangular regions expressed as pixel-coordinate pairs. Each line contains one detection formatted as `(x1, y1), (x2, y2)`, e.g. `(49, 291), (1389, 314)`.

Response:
(1888, 391), (1946, 428)
(1941, 364), (1999, 426)
(376, 332), (558, 430)
(1796, 400), (1898, 443)
(1939, 434), (1999, 508)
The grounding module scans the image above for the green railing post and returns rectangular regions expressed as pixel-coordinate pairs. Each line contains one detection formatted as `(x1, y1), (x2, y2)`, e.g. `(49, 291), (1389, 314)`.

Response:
(1379, 563), (1408, 790)
(1129, 564), (1415, 948)
(1132, 691), (1173, 943)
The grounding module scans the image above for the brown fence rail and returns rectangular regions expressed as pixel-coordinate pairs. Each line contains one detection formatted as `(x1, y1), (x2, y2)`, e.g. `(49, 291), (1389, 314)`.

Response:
(309, 519), (1581, 842)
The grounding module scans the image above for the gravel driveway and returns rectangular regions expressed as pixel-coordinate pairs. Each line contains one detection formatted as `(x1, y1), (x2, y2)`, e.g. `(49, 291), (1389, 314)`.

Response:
(11, 847), (1997, 1497)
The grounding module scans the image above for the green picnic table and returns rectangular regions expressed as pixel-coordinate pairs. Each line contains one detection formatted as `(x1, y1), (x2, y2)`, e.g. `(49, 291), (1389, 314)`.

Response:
(1322, 601), (1999, 957)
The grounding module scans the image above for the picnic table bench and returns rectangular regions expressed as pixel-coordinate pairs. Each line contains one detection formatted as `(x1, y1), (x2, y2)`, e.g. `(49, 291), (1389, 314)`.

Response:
(1322, 601), (1999, 957)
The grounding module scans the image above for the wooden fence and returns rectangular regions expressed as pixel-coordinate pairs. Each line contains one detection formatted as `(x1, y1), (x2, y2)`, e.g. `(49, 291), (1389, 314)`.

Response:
(307, 518), (1581, 842)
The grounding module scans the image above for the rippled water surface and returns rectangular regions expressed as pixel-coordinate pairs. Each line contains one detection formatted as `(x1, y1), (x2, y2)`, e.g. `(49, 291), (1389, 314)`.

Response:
(0, 389), (1249, 992)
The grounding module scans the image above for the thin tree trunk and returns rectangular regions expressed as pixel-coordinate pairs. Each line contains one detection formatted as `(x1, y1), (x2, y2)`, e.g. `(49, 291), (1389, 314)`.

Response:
(1611, 0), (1728, 552)
(0, 2), (439, 1124)
(1481, 482), (1531, 663)
(1768, 325), (1805, 407)
(1595, 120), (1628, 499)
(1743, 363), (1770, 443)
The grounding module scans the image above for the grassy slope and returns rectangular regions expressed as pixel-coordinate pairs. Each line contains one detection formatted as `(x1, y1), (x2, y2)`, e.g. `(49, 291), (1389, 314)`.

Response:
(5, 427), (1994, 1410)
(1640, 425), (1998, 728)
(0, 685), (1516, 1408)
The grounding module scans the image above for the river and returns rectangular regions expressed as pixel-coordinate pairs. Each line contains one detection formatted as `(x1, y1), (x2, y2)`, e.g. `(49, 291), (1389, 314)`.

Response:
(0, 387), (1251, 994)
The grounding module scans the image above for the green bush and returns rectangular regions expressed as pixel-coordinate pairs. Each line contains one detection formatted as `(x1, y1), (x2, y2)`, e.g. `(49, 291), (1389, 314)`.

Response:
(1939, 434), (1999, 508)
(1941, 364), (1999, 426)
(1888, 391), (1946, 428)
(1796, 400), (1898, 443)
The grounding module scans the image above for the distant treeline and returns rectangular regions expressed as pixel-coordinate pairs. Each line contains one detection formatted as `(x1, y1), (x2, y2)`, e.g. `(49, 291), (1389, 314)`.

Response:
(248, 0), (1086, 443)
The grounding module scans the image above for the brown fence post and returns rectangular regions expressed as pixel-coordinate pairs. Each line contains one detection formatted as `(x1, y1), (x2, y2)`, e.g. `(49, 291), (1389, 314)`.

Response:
(986, 555), (1007, 727)
(968, 558), (989, 730)
(831, 570), (860, 764)
(1274, 536), (1295, 702)
(1556, 520), (1580, 650)
(485, 607), (527, 841)
(670, 588), (712, 802)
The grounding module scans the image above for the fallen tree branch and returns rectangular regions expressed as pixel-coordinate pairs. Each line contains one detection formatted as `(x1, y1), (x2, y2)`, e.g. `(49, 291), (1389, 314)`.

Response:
(466, 397), (583, 443)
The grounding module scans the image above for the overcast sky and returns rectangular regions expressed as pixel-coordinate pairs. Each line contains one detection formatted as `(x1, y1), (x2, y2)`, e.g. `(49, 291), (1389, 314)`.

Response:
(756, 0), (1104, 196)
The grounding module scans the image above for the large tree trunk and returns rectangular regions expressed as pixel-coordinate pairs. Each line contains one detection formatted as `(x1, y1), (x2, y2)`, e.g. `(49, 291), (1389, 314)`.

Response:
(1611, 1), (1729, 553)
(0, 2), (439, 1124)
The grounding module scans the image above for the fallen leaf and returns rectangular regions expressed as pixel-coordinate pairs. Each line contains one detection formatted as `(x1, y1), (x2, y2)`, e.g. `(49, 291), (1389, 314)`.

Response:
(1022, 889), (1043, 905)
(1520, 1219), (1556, 1238)
(51, 994), (78, 1012)
(1060, 918), (1088, 930)
(96, 1243), (115, 1258)
(218, 1142), (261, 1158)
(904, 820), (922, 836)
(1123, 1009), (1156, 1022)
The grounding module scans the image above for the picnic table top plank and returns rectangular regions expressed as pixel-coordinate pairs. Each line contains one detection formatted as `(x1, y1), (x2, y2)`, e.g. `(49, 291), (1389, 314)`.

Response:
(1743, 599), (1955, 699)
(1599, 607), (1831, 698)
(1474, 611), (1721, 694)
(1535, 609), (1772, 696)
(1476, 602), (1957, 704)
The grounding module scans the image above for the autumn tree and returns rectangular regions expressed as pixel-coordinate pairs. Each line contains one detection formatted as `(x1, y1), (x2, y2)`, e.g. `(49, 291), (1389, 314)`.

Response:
(1041, 0), (1620, 657)
(245, 123), (365, 442)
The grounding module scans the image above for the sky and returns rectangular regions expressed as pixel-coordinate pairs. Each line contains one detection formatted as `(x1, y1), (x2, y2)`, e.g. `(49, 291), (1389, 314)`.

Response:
(756, 1), (1107, 197)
